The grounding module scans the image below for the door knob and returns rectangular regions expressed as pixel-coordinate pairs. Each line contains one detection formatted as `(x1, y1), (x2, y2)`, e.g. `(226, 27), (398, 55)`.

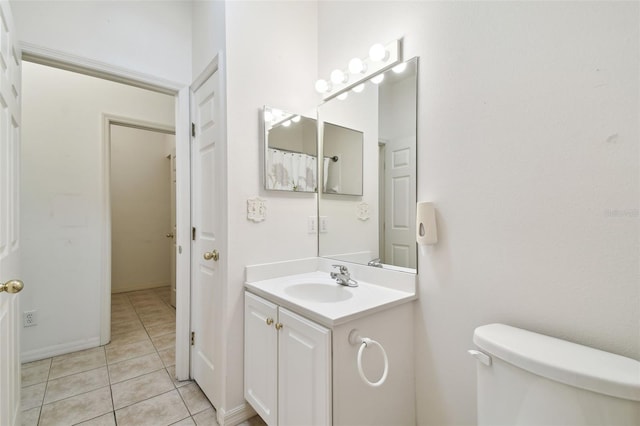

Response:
(166, 233), (174, 238)
(0, 279), (24, 294)
(203, 250), (219, 261)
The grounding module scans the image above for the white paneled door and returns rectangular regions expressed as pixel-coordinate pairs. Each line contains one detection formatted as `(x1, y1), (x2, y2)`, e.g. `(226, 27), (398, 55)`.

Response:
(384, 135), (417, 269)
(0, 1), (22, 425)
(191, 70), (222, 410)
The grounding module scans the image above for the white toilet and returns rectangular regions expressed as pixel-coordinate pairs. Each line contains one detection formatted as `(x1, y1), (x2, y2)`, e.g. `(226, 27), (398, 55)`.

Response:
(470, 323), (640, 425)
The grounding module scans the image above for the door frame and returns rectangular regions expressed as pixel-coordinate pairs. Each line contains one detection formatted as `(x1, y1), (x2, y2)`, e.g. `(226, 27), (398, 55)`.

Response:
(20, 42), (192, 380)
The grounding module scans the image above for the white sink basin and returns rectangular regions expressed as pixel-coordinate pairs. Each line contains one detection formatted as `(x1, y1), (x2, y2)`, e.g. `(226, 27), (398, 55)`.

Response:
(284, 282), (353, 303)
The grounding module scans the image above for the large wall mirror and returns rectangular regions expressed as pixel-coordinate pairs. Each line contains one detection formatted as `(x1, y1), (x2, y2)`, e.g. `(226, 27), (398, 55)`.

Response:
(263, 106), (318, 192)
(318, 57), (418, 273)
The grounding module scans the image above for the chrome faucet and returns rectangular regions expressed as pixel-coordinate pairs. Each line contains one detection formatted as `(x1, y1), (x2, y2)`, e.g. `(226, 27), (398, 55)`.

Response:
(367, 258), (383, 268)
(330, 265), (358, 287)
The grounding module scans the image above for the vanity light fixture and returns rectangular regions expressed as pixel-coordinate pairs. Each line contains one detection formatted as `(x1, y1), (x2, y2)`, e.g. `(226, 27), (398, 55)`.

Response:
(352, 83), (365, 93)
(315, 38), (403, 101)
(392, 62), (407, 73)
(337, 92), (349, 101)
(371, 74), (385, 84)
(282, 120), (291, 127)
(369, 43), (389, 62)
(348, 57), (367, 74)
(330, 69), (349, 85)
(315, 79), (332, 94)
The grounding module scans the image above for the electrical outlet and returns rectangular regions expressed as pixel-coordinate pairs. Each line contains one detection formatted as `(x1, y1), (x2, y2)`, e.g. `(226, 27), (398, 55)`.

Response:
(319, 216), (329, 233)
(307, 216), (317, 234)
(23, 310), (37, 327)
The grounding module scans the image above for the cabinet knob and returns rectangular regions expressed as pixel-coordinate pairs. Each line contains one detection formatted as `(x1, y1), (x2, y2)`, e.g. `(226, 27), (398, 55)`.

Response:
(275, 323), (283, 330)
(266, 318), (274, 326)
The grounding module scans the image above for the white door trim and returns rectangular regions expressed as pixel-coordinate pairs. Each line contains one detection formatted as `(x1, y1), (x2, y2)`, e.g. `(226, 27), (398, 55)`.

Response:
(20, 42), (182, 94)
(174, 87), (191, 381)
(19, 43), (192, 381)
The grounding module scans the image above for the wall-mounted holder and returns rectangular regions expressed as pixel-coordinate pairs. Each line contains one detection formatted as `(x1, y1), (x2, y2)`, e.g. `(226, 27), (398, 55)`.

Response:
(348, 329), (389, 387)
(357, 202), (370, 221)
(416, 202), (438, 248)
(247, 198), (266, 222)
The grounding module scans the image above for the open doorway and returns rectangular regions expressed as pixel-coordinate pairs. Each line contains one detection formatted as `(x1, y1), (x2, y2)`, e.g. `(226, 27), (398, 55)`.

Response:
(108, 123), (177, 361)
(109, 123), (176, 298)
(19, 61), (178, 361)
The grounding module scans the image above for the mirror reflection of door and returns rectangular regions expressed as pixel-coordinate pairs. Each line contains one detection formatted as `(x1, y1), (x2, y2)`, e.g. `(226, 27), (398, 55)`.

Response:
(382, 135), (416, 268)
(318, 57), (418, 272)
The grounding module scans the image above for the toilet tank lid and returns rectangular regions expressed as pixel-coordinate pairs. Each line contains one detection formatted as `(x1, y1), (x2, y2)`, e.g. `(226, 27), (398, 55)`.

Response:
(473, 323), (640, 402)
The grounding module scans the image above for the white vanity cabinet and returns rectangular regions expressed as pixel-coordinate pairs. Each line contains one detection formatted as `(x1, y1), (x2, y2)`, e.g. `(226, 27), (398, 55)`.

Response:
(244, 291), (331, 426)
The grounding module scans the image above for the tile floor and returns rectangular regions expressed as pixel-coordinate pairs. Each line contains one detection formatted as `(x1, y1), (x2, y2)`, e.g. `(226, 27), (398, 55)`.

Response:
(20, 286), (266, 426)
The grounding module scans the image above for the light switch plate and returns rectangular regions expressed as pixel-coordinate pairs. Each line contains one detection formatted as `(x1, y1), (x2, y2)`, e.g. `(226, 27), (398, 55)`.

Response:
(308, 216), (317, 234)
(319, 216), (328, 233)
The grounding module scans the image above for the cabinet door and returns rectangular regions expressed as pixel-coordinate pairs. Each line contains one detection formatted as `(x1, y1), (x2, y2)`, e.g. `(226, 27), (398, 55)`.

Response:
(245, 292), (278, 426)
(278, 308), (332, 426)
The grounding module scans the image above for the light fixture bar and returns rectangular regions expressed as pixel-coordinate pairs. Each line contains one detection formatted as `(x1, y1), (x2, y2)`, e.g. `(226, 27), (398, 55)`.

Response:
(318, 38), (403, 102)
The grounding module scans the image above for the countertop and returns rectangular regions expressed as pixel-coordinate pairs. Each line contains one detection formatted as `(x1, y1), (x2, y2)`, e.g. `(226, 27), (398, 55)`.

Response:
(245, 271), (416, 328)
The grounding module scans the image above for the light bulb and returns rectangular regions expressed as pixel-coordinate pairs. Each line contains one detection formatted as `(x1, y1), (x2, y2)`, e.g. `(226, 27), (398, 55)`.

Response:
(352, 83), (365, 93)
(263, 110), (274, 122)
(315, 79), (331, 93)
(348, 58), (367, 74)
(292, 115), (301, 123)
(369, 43), (388, 62)
(371, 74), (385, 84)
(337, 92), (348, 101)
(392, 62), (407, 73)
(330, 69), (348, 85)
(282, 120), (291, 127)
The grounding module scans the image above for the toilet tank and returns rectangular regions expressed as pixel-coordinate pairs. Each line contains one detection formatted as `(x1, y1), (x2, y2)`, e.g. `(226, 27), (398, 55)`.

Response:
(471, 324), (640, 426)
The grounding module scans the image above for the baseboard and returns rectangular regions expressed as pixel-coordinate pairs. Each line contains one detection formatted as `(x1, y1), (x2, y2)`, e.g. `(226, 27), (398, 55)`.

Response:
(217, 402), (257, 426)
(21, 337), (101, 363)
(111, 282), (170, 294)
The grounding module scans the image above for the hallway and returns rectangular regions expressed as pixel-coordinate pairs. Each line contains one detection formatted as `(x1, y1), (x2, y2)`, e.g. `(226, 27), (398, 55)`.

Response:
(19, 287), (226, 425)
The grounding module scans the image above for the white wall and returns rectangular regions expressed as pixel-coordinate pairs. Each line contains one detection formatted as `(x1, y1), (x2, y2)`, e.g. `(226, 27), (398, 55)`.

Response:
(222, 0), (319, 415)
(192, 0), (226, 81)
(111, 126), (174, 293)
(11, 0), (192, 85)
(317, 1), (639, 425)
(20, 62), (175, 361)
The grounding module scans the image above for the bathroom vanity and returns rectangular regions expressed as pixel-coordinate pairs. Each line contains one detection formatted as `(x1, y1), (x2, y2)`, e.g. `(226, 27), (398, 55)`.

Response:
(244, 260), (417, 426)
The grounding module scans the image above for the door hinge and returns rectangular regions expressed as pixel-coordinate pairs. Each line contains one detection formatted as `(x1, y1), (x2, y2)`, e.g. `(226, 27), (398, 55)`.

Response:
(192, 227), (196, 241)
(191, 331), (195, 346)
(191, 122), (196, 137)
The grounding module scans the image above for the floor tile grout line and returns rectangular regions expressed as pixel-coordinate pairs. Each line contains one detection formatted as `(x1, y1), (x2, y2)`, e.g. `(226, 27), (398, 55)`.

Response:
(37, 356), (53, 426)
(42, 364), (110, 405)
(22, 287), (177, 426)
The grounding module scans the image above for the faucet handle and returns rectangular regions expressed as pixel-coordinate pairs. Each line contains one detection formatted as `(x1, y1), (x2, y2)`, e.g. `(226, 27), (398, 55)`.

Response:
(332, 264), (348, 274)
